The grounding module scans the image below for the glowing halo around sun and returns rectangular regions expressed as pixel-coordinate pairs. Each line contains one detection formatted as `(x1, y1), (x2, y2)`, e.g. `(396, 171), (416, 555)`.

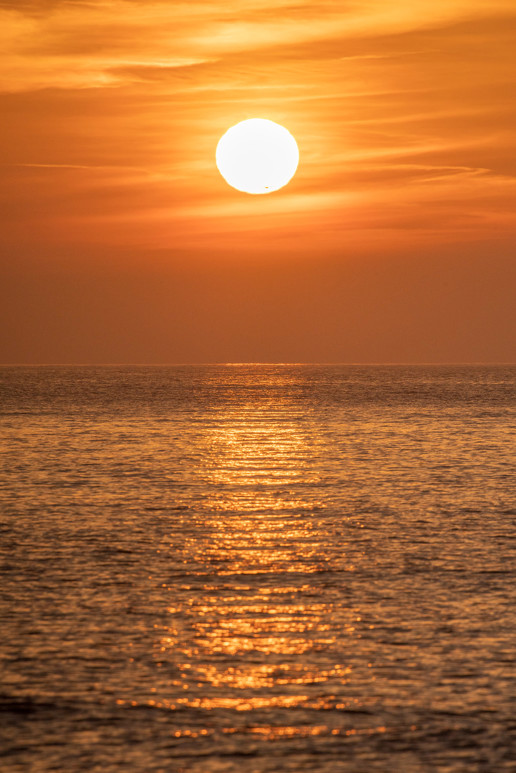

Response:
(216, 118), (299, 194)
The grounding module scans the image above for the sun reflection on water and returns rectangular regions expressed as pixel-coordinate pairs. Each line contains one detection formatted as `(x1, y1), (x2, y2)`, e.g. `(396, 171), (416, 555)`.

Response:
(143, 389), (367, 729)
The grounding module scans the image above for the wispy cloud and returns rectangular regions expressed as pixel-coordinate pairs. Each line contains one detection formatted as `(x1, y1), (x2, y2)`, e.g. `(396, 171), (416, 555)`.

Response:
(2, 0), (515, 91)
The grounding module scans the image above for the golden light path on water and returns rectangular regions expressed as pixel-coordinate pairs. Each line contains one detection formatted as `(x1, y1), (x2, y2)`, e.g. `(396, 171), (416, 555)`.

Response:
(124, 375), (375, 736)
(83, 366), (515, 759)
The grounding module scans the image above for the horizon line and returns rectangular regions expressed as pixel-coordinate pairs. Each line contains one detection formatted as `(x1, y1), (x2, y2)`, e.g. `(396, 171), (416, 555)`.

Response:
(1, 361), (515, 367)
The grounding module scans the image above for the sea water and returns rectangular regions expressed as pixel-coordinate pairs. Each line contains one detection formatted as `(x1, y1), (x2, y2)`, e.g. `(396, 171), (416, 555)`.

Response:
(1, 365), (515, 772)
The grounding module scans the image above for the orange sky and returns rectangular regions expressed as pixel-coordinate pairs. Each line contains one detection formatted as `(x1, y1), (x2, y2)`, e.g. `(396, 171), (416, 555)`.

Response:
(1, 0), (515, 363)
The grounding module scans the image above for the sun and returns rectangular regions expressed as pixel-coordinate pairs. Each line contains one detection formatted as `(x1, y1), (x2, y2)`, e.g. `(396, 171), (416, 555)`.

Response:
(216, 118), (299, 195)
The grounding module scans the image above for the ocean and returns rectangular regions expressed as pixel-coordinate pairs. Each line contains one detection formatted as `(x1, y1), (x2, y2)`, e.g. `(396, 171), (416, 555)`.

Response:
(1, 365), (515, 772)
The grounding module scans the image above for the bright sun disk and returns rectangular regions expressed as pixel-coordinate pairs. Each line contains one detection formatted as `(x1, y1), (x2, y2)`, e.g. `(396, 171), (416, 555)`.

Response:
(216, 118), (299, 195)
